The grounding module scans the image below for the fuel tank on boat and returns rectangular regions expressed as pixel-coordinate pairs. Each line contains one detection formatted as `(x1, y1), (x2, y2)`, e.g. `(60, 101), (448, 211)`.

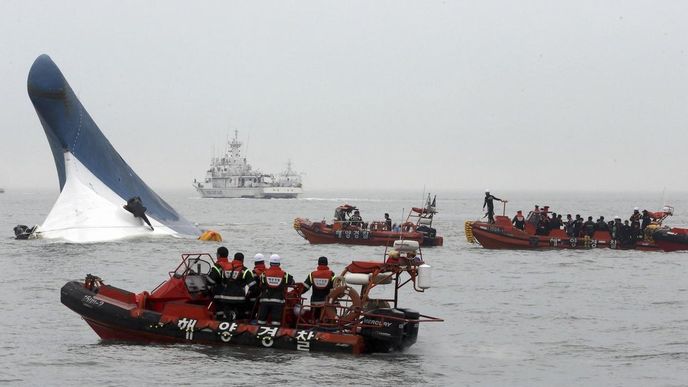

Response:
(26, 54), (200, 242)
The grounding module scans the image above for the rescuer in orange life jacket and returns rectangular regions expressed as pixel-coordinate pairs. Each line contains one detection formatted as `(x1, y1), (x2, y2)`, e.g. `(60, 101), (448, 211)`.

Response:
(247, 253), (266, 306)
(213, 251), (255, 321)
(512, 210), (526, 230)
(257, 254), (295, 326)
(301, 256), (336, 321)
(208, 246), (229, 291)
(208, 247), (234, 319)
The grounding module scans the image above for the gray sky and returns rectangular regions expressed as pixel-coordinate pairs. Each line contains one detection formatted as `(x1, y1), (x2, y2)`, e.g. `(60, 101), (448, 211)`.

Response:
(1, 1), (687, 192)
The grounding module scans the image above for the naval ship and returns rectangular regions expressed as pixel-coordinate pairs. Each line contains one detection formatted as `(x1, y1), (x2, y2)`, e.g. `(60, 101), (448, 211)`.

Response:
(193, 131), (303, 198)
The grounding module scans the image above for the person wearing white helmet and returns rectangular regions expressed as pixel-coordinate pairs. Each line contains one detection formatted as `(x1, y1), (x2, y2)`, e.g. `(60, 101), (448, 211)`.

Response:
(252, 253), (266, 277)
(257, 254), (295, 326)
(483, 189), (506, 224)
(246, 254), (267, 308)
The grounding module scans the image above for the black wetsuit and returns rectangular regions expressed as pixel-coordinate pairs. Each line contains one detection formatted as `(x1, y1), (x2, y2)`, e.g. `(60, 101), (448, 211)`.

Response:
(512, 215), (526, 230)
(483, 194), (501, 223)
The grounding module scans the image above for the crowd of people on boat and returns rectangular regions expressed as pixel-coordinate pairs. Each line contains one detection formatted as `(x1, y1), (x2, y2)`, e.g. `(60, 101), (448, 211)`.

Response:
(511, 205), (660, 245)
(335, 207), (404, 232)
(208, 246), (335, 325)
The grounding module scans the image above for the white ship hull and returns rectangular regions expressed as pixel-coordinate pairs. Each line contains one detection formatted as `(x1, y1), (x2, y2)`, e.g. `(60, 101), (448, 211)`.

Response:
(195, 186), (301, 199)
(37, 152), (178, 242)
(262, 186), (303, 199)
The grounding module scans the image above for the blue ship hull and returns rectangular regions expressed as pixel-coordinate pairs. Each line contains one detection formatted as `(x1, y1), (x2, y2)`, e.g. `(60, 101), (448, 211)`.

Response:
(27, 54), (199, 238)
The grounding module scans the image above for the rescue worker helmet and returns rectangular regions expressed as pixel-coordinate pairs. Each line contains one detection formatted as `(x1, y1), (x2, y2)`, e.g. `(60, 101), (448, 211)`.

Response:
(269, 254), (281, 265)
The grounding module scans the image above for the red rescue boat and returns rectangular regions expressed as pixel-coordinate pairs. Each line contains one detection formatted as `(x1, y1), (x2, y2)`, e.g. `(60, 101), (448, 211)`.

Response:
(61, 249), (442, 354)
(294, 195), (443, 247)
(652, 227), (688, 252)
(465, 206), (678, 251)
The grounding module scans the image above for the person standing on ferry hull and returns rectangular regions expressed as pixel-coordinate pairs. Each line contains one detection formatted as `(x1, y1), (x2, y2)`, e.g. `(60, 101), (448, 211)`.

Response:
(483, 189), (506, 224)
(257, 254), (295, 326)
(302, 256), (336, 321)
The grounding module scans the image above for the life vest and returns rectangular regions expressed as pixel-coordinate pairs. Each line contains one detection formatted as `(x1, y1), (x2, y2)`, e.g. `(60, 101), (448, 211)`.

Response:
(224, 259), (246, 281)
(260, 266), (290, 304)
(310, 266), (335, 290)
(215, 258), (232, 272)
(264, 266), (286, 288)
(215, 259), (252, 303)
(307, 265), (335, 304)
(253, 262), (266, 277)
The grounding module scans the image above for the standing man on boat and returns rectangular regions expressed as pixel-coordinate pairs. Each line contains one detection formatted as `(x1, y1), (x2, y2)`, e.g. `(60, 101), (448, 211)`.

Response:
(350, 210), (363, 228)
(209, 247), (236, 320)
(246, 254), (267, 318)
(301, 256), (336, 322)
(257, 254), (295, 326)
(384, 213), (392, 231)
(483, 189), (506, 224)
(215, 252), (255, 320)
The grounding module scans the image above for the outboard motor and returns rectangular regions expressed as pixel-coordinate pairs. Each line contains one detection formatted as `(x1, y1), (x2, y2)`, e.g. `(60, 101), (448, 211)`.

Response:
(13, 225), (36, 240)
(416, 225), (437, 245)
(361, 308), (405, 352)
(396, 308), (420, 348)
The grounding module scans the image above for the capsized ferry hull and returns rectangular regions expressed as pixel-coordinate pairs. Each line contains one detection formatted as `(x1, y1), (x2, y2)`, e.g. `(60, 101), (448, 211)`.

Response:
(27, 54), (199, 242)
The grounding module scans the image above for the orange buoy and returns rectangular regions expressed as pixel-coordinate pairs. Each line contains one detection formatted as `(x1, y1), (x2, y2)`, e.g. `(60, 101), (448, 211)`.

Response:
(198, 230), (223, 242)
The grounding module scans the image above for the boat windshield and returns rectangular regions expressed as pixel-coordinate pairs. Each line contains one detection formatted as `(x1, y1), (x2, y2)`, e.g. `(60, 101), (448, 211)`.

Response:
(173, 254), (214, 277)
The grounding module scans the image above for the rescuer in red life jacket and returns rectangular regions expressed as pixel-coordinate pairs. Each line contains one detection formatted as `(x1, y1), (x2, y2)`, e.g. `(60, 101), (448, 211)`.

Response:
(301, 256), (336, 321)
(257, 254), (295, 326)
(208, 247), (232, 319)
(208, 246), (229, 291)
(213, 251), (255, 321)
(247, 253), (266, 306)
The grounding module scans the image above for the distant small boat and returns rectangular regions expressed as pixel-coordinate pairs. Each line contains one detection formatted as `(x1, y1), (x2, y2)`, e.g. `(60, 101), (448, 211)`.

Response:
(0, 188), (4, 193)
(294, 195), (443, 247)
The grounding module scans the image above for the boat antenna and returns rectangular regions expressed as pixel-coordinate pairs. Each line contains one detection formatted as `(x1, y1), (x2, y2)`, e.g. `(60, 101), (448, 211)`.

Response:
(399, 207), (405, 242)
(661, 186), (667, 207)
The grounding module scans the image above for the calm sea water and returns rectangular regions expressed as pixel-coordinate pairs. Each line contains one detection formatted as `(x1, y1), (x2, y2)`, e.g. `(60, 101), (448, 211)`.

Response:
(0, 189), (687, 386)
